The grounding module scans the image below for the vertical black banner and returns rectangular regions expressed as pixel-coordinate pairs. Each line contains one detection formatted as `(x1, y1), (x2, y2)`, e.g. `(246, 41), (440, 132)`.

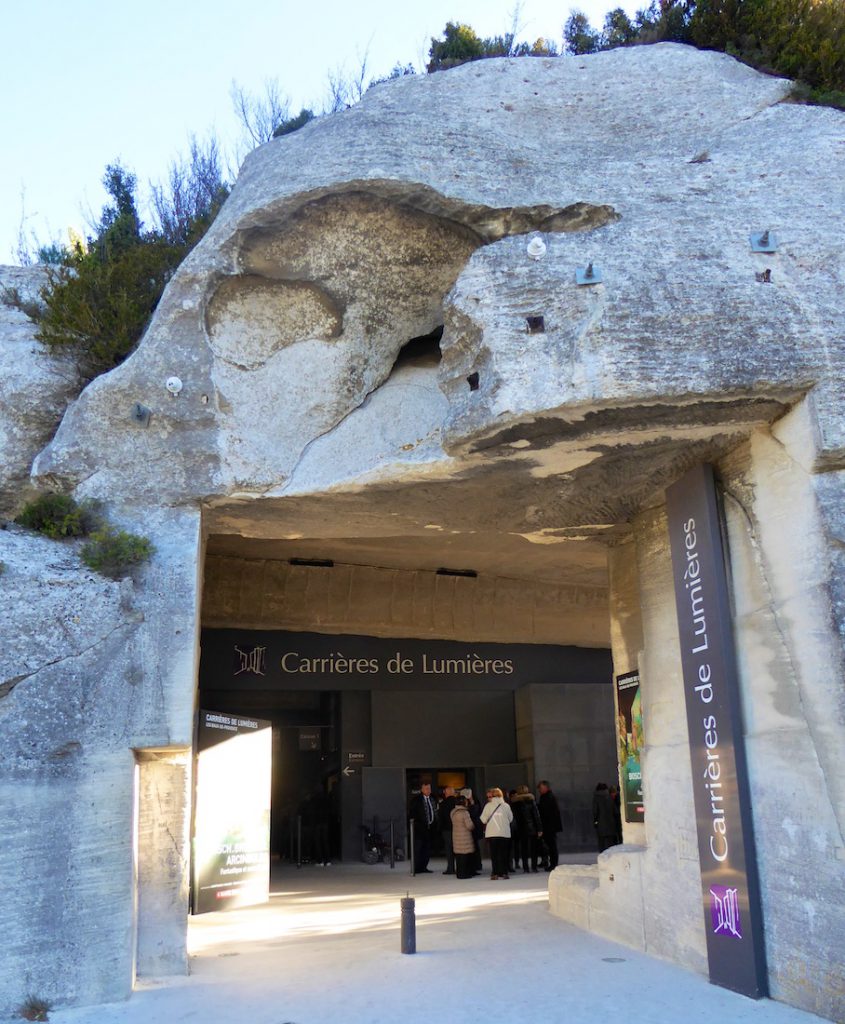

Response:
(666, 464), (767, 998)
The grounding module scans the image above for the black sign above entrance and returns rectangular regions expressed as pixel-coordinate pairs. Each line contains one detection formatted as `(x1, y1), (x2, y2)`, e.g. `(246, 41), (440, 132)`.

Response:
(666, 463), (767, 999)
(200, 629), (612, 692)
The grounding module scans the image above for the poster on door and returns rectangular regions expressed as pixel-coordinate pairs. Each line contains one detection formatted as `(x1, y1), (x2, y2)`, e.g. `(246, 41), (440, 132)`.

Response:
(615, 670), (644, 822)
(192, 710), (272, 914)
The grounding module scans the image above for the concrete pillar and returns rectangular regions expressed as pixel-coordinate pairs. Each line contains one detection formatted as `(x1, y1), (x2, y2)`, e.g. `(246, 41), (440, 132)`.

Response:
(134, 749), (191, 978)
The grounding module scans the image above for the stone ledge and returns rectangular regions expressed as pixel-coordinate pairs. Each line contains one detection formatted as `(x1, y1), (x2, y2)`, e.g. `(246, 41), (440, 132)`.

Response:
(549, 844), (648, 951)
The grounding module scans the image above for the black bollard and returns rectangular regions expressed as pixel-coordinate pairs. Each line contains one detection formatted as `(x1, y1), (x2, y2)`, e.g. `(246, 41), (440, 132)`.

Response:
(401, 894), (416, 954)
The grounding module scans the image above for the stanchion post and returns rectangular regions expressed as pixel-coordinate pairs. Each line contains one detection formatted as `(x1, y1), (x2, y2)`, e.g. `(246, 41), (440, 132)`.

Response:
(401, 894), (416, 954)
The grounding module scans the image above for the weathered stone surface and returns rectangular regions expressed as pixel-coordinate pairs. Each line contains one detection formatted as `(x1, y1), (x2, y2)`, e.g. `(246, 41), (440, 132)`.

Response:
(0, 266), (79, 516)
(1, 42), (843, 1020)
(0, 509), (200, 1014)
(32, 43), (845, 513)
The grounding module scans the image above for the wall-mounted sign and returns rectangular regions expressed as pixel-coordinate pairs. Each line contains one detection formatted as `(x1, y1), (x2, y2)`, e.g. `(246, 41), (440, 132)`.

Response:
(666, 464), (767, 998)
(298, 727), (320, 751)
(192, 711), (272, 915)
(347, 751), (367, 763)
(200, 630), (612, 693)
(615, 670), (644, 822)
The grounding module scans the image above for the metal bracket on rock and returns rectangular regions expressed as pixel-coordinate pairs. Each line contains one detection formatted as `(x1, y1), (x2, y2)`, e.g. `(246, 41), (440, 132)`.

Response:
(576, 262), (602, 285)
(750, 230), (778, 253)
(132, 403), (151, 427)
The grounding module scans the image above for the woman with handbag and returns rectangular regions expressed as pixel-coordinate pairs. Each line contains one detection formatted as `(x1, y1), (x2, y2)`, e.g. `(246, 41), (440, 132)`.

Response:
(479, 787), (514, 880)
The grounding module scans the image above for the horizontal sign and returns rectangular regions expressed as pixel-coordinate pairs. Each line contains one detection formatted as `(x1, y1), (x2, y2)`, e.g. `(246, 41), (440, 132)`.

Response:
(201, 629), (611, 691)
(298, 728), (320, 751)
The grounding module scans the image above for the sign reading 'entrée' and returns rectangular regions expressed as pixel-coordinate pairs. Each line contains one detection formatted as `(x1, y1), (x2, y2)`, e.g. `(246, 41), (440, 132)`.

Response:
(666, 464), (767, 998)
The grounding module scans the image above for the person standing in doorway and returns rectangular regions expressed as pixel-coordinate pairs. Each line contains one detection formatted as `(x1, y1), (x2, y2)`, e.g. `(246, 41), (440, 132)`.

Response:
(409, 782), (437, 873)
(592, 782), (618, 853)
(608, 784), (623, 846)
(438, 786), (457, 875)
(480, 787), (513, 880)
(450, 795), (477, 879)
(462, 788), (483, 874)
(537, 780), (562, 871)
(311, 787), (333, 866)
(511, 784), (543, 872)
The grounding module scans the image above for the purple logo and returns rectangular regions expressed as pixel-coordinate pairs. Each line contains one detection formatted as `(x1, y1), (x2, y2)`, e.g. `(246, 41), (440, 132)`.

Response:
(710, 885), (743, 939)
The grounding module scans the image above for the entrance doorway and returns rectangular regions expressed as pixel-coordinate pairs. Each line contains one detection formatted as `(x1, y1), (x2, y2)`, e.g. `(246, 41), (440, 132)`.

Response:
(193, 625), (616, 906)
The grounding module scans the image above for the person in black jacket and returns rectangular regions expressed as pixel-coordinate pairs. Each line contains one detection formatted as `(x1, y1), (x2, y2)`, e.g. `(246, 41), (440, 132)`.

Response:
(592, 782), (618, 852)
(511, 784), (543, 872)
(537, 780), (562, 871)
(608, 784), (623, 845)
(409, 783), (437, 873)
(437, 786), (457, 875)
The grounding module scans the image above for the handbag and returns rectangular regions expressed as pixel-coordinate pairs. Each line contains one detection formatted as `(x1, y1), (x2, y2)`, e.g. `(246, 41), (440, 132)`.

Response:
(484, 802), (502, 836)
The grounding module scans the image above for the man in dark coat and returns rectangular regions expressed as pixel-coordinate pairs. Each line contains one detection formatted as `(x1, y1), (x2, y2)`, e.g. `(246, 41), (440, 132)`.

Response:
(437, 786), (457, 874)
(511, 784), (543, 871)
(537, 780), (563, 870)
(409, 782), (437, 873)
(592, 782), (618, 852)
(608, 784), (623, 845)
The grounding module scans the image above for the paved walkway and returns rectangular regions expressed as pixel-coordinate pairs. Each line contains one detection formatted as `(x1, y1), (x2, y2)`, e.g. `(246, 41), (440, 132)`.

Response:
(50, 859), (828, 1024)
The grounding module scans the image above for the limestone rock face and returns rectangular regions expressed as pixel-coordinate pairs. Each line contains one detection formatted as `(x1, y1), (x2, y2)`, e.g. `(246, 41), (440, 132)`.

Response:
(0, 267), (79, 516)
(1, 43), (844, 1022)
(0, 509), (200, 1014)
(33, 42), (845, 519)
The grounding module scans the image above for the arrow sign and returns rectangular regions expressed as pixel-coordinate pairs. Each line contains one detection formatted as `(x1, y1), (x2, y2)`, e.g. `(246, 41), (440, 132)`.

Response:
(342, 765), (355, 777)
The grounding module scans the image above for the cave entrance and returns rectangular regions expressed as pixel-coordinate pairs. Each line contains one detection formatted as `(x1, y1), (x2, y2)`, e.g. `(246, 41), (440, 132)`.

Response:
(194, 478), (618, 908)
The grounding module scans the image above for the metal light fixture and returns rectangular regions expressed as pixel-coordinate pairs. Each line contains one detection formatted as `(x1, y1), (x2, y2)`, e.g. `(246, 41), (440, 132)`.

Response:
(526, 236), (547, 260)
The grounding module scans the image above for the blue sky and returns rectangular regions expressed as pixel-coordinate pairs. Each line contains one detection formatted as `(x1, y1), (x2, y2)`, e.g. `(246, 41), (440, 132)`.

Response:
(1, 0), (633, 262)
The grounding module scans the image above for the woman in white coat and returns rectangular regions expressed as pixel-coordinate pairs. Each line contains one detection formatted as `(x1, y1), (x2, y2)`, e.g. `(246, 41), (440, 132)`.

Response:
(479, 787), (514, 880)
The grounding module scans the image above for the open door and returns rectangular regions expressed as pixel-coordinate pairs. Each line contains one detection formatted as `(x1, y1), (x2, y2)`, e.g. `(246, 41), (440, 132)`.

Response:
(192, 710), (272, 914)
(362, 766), (407, 861)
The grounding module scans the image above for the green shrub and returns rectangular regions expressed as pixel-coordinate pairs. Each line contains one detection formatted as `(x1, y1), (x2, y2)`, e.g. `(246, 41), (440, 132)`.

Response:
(31, 157), (227, 382)
(15, 494), (100, 539)
(18, 994), (51, 1021)
(81, 526), (154, 579)
(272, 107), (315, 138)
(563, 0), (845, 102)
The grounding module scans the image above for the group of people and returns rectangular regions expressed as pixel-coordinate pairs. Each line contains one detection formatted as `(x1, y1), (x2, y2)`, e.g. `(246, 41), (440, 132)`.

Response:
(409, 780), (563, 881)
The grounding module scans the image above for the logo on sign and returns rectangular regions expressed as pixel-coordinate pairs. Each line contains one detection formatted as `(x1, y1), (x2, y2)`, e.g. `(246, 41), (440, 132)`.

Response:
(710, 885), (743, 939)
(234, 645), (267, 676)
